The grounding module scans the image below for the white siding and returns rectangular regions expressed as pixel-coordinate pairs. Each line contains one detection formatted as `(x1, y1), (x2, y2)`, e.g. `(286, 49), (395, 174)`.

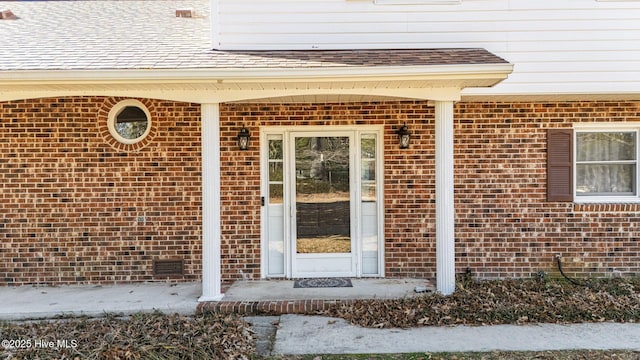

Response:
(213, 0), (640, 97)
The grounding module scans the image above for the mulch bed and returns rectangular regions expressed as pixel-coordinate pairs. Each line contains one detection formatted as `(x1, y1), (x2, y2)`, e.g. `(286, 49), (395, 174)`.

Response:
(321, 276), (640, 328)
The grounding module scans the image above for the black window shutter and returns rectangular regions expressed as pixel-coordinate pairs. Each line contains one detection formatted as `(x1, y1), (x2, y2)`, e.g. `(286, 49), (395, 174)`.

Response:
(547, 129), (574, 202)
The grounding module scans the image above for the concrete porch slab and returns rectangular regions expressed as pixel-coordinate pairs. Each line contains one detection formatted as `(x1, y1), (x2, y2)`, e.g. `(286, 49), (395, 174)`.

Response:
(198, 278), (434, 315)
(222, 278), (433, 301)
(0, 282), (201, 321)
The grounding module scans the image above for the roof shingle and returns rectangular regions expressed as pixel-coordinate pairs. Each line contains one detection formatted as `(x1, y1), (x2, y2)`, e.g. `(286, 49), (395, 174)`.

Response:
(0, 0), (508, 72)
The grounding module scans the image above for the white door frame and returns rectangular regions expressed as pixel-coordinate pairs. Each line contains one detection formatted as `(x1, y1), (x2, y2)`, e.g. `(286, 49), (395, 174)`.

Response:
(260, 125), (385, 279)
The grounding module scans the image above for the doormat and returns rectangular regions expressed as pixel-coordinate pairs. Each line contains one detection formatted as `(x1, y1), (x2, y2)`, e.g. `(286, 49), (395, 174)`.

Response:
(294, 278), (353, 288)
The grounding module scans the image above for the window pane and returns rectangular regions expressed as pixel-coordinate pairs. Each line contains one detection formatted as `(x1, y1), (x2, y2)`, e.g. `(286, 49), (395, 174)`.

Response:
(269, 162), (283, 182)
(576, 164), (636, 195)
(269, 138), (283, 160)
(361, 135), (377, 202)
(269, 184), (283, 204)
(361, 137), (376, 159)
(361, 182), (376, 202)
(115, 106), (148, 140)
(361, 160), (376, 181)
(577, 132), (636, 162)
(295, 136), (351, 254)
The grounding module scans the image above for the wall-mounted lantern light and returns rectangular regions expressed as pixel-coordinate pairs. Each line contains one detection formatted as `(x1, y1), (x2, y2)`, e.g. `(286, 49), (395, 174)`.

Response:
(396, 123), (411, 149)
(237, 125), (250, 150)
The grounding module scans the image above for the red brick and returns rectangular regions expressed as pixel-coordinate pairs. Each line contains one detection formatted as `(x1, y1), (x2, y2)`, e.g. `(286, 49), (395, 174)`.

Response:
(2, 99), (640, 286)
(0, 97), (202, 285)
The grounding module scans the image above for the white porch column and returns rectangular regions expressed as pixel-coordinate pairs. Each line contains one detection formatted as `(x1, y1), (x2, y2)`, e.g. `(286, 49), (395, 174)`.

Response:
(435, 100), (456, 295)
(199, 103), (224, 301)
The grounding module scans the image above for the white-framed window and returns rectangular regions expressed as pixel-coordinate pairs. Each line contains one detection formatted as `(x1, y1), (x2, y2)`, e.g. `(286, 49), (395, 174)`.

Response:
(107, 99), (151, 145)
(575, 126), (639, 202)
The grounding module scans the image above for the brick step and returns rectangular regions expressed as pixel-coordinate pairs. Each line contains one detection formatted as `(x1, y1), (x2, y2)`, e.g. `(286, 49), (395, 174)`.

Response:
(197, 299), (357, 316)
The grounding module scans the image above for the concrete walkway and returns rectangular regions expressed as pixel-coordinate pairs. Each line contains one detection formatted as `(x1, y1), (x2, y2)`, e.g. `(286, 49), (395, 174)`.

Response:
(2, 282), (639, 356)
(0, 282), (200, 320)
(0, 279), (430, 320)
(267, 315), (640, 355)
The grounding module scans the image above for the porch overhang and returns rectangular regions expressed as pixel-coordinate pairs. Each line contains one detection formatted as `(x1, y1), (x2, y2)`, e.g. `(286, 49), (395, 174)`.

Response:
(0, 62), (512, 103)
(0, 48), (513, 299)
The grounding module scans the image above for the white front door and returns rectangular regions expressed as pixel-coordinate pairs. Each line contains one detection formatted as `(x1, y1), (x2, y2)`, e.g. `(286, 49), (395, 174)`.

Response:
(291, 132), (356, 277)
(261, 126), (384, 279)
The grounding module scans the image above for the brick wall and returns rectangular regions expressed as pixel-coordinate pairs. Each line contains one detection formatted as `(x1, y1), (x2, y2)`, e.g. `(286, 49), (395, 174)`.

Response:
(219, 102), (437, 281)
(455, 101), (640, 278)
(2, 98), (639, 286)
(220, 101), (640, 282)
(0, 97), (202, 285)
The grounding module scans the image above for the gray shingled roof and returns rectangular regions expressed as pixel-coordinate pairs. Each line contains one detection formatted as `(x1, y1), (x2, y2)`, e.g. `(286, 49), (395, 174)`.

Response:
(0, 0), (508, 72)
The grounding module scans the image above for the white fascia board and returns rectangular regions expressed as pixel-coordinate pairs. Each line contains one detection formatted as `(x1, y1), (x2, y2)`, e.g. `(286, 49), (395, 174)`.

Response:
(0, 63), (513, 86)
(462, 89), (640, 102)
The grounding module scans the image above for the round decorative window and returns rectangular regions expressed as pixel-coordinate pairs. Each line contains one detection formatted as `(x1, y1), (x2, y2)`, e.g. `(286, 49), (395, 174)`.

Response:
(107, 100), (151, 144)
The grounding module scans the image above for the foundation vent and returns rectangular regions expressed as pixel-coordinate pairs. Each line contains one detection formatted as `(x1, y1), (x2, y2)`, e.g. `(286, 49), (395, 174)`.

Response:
(153, 259), (184, 276)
